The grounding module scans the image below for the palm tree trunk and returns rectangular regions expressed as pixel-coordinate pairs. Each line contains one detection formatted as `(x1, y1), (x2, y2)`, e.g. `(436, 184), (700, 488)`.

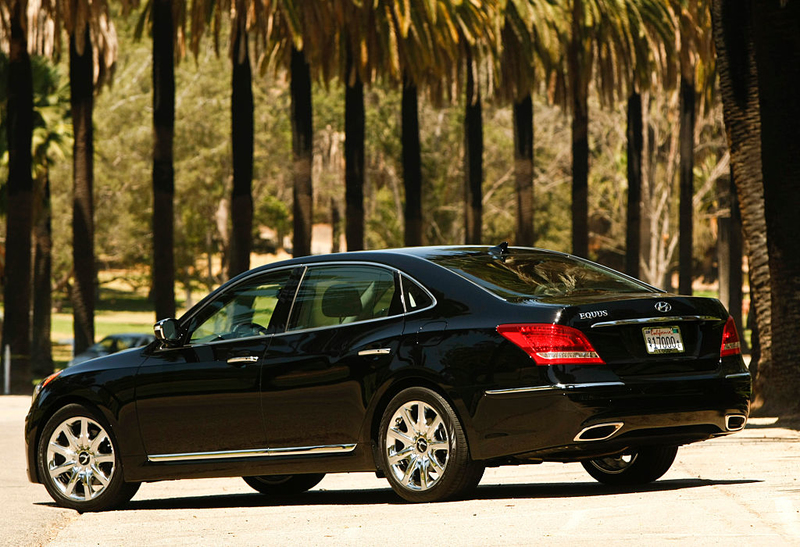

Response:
(568, 0), (589, 258)
(513, 94), (534, 247)
(402, 75), (423, 247)
(716, 172), (743, 337)
(70, 27), (96, 354)
(229, 22), (253, 277)
(345, 70), (365, 251)
(677, 74), (695, 295)
(152, 0), (176, 319)
(710, 0), (772, 412)
(464, 49), (483, 245)
(625, 91), (643, 278)
(752, 0), (800, 416)
(291, 46), (313, 257)
(2, 1), (34, 394)
(32, 171), (54, 379)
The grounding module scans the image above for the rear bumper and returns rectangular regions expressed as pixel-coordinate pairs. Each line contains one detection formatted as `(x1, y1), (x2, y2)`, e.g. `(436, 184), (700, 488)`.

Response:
(469, 372), (751, 462)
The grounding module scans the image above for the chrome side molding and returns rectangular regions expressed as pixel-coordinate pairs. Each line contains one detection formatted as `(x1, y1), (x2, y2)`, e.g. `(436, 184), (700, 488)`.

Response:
(148, 443), (357, 463)
(485, 382), (625, 396)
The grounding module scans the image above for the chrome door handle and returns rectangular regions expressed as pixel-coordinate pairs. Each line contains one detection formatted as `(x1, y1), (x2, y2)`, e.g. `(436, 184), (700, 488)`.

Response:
(227, 356), (260, 365)
(358, 348), (392, 357)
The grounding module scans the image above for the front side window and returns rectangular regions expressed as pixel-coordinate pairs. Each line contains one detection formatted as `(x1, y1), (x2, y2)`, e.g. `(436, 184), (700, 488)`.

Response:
(288, 265), (401, 331)
(188, 270), (291, 343)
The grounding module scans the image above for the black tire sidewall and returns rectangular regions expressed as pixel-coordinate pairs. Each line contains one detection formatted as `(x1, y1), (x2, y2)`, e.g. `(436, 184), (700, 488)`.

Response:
(38, 403), (137, 512)
(582, 445), (679, 486)
(242, 473), (326, 495)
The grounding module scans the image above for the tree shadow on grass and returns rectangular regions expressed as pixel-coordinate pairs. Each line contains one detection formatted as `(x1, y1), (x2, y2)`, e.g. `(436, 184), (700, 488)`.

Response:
(33, 477), (760, 512)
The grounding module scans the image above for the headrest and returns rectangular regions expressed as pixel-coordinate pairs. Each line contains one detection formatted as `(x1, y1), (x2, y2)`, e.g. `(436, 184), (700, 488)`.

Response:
(321, 284), (363, 318)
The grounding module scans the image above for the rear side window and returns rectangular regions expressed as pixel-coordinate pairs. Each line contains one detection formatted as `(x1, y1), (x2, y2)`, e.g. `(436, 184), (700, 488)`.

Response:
(288, 265), (402, 331)
(402, 276), (433, 311)
(429, 252), (656, 301)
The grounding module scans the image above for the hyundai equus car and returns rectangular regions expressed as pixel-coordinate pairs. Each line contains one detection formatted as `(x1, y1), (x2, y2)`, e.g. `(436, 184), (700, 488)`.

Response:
(26, 245), (751, 511)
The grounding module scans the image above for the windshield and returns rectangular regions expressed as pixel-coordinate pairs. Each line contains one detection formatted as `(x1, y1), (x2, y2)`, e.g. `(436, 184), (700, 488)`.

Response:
(428, 250), (657, 301)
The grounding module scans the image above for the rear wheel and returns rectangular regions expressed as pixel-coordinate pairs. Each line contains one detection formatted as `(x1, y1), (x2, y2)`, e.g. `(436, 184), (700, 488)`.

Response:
(243, 474), (325, 495)
(378, 387), (484, 502)
(38, 404), (140, 512)
(581, 446), (678, 486)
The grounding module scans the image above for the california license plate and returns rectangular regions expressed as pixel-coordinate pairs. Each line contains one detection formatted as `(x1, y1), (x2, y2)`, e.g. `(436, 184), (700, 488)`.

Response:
(642, 326), (684, 354)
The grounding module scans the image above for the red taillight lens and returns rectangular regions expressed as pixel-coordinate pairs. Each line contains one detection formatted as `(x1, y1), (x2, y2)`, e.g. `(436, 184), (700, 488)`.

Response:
(721, 316), (742, 357)
(497, 323), (605, 365)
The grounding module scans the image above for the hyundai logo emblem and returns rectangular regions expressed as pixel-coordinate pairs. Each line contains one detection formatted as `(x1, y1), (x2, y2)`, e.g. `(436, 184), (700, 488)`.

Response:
(655, 301), (672, 313)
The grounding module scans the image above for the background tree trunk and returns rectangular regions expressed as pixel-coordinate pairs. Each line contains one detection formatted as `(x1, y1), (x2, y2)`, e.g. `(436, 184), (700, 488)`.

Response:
(716, 173), (743, 336)
(32, 172), (54, 379)
(291, 46), (313, 258)
(229, 23), (253, 277)
(70, 27), (96, 354)
(464, 49), (483, 245)
(513, 95), (534, 247)
(152, 0), (176, 319)
(344, 71), (365, 251)
(2, 1), (34, 393)
(568, 0), (589, 258)
(677, 75), (696, 295)
(626, 91), (643, 278)
(751, 0), (800, 416)
(402, 76), (423, 247)
(711, 0), (772, 411)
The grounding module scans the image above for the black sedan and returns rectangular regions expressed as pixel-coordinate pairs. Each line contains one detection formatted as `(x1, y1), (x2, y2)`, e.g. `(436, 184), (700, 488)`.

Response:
(26, 245), (751, 511)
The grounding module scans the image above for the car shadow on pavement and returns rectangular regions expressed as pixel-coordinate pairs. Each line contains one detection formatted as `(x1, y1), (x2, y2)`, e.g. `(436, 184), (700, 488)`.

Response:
(32, 477), (759, 511)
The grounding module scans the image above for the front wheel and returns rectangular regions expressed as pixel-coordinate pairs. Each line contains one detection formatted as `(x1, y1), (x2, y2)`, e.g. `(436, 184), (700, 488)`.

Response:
(581, 446), (678, 486)
(378, 387), (484, 502)
(38, 404), (140, 512)
(243, 474), (326, 495)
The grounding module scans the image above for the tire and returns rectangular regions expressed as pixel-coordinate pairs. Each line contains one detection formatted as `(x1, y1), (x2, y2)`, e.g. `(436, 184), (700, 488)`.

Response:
(38, 404), (140, 512)
(243, 474), (326, 495)
(378, 387), (484, 503)
(581, 446), (679, 486)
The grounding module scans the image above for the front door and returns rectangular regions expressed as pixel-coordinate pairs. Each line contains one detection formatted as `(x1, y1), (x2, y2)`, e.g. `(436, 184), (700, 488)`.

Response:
(135, 268), (293, 458)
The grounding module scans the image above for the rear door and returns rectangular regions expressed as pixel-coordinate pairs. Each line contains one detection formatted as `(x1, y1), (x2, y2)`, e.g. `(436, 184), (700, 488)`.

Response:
(260, 263), (405, 450)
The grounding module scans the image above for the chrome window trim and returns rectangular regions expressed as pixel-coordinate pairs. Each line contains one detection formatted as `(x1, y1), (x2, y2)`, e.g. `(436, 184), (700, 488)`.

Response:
(148, 443), (357, 463)
(485, 382), (625, 396)
(277, 261), (437, 336)
(590, 315), (720, 328)
(179, 264), (301, 347)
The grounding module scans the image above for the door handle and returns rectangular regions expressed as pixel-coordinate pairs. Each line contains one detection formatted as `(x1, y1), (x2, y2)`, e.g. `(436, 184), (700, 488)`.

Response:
(227, 355), (260, 365)
(358, 348), (392, 357)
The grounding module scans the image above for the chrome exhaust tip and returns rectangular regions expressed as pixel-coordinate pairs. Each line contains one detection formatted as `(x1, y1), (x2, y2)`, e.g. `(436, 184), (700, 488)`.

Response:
(574, 422), (624, 442)
(725, 414), (747, 431)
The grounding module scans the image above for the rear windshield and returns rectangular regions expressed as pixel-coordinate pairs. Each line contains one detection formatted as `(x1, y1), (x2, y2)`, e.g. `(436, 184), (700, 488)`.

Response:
(428, 251), (657, 301)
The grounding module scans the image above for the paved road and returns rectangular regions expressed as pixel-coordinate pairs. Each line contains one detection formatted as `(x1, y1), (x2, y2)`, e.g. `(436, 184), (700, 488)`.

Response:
(2, 395), (799, 546)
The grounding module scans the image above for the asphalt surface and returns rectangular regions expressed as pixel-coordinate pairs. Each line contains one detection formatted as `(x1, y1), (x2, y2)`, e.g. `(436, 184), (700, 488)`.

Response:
(2, 394), (799, 546)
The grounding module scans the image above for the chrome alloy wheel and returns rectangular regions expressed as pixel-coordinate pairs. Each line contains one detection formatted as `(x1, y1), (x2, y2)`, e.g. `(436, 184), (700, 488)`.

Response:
(384, 400), (450, 491)
(588, 452), (639, 475)
(45, 416), (116, 502)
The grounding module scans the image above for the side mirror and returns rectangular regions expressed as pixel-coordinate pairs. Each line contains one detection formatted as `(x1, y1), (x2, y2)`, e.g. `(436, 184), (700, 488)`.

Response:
(154, 318), (182, 346)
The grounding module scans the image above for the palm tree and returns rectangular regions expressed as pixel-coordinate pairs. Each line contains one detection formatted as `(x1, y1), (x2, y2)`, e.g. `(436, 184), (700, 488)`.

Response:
(228, 2), (254, 276)
(0, 0), (35, 393)
(710, 0), (772, 410)
(151, 0), (177, 319)
(463, 46), (483, 245)
(749, 0), (800, 416)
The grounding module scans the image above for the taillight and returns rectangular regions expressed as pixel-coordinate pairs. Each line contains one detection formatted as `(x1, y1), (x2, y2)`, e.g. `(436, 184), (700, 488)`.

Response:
(721, 316), (742, 357)
(497, 323), (605, 365)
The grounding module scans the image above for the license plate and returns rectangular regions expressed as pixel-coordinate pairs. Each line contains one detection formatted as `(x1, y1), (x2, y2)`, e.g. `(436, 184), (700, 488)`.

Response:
(642, 326), (684, 354)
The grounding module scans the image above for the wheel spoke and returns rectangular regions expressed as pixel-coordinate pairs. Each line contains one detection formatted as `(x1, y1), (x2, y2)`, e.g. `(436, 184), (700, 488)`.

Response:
(388, 427), (414, 446)
(417, 404), (430, 435)
(401, 406), (419, 436)
(49, 442), (75, 460)
(429, 415), (444, 437)
(79, 418), (90, 448)
(49, 461), (75, 479)
(94, 454), (114, 465)
(63, 471), (80, 497)
(90, 465), (111, 487)
(388, 445), (414, 466)
(90, 431), (109, 453)
(419, 458), (430, 490)
(402, 455), (418, 486)
(428, 439), (448, 451)
(81, 473), (95, 500)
